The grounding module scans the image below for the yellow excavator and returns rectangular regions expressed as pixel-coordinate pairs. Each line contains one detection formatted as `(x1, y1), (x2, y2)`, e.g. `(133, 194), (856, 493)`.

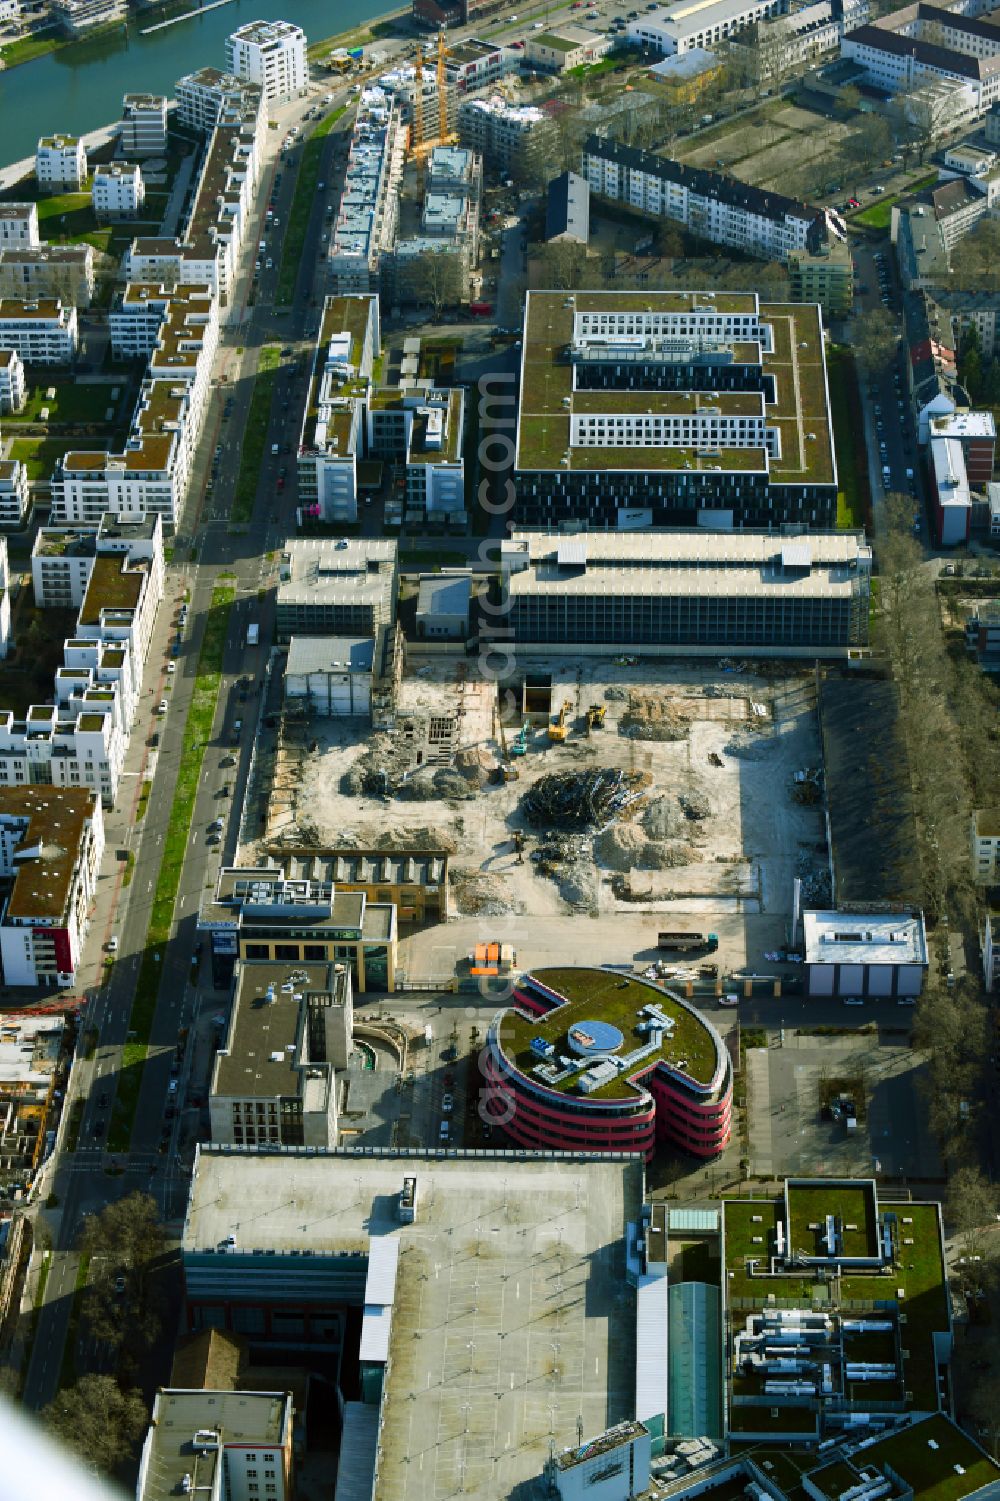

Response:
(548, 699), (573, 743)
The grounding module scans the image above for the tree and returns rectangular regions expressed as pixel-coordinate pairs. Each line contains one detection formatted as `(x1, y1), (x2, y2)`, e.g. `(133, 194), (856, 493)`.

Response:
(855, 305), (898, 379)
(847, 114), (893, 175)
(42, 1374), (148, 1474)
(78, 1192), (166, 1355)
(536, 240), (587, 291)
(946, 1166), (998, 1233)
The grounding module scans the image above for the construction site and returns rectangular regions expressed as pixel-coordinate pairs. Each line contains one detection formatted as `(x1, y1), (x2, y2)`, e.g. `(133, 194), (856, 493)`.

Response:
(246, 659), (830, 984)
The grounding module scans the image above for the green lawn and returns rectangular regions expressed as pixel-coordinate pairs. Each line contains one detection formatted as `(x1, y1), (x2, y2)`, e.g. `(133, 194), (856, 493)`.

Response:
(108, 586), (234, 1151)
(231, 344), (281, 523)
(0, 30), (62, 67)
(826, 344), (868, 531)
(7, 383), (126, 427)
(275, 106), (347, 306)
(855, 172), (938, 230)
(36, 189), (97, 244)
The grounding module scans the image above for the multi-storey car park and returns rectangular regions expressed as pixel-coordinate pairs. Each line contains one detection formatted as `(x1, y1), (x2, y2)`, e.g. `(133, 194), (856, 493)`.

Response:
(484, 967), (733, 1160)
(513, 290), (838, 531)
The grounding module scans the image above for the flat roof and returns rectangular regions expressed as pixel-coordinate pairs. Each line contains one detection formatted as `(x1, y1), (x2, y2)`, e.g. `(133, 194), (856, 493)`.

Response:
(286, 635), (375, 675)
(863, 1415), (1000, 1501)
(78, 553), (146, 626)
(185, 1150), (644, 1501)
(929, 410), (996, 439)
(213, 960), (343, 1101)
(141, 1390), (289, 1501)
(277, 537), (397, 611)
(802, 909), (928, 968)
(416, 572), (472, 618)
(0, 785), (97, 922)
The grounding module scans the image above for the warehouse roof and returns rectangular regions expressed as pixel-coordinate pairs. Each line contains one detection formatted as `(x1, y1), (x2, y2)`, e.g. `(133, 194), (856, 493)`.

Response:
(802, 909), (928, 968)
(286, 635), (375, 676)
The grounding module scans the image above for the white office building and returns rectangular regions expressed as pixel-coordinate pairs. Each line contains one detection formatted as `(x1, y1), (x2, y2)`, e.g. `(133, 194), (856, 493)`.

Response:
(92, 164), (145, 222)
(0, 300), (78, 365)
(629, 0), (789, 56)
(225, 18), (308, 105)
(119, 95), (168, 159)
(843, 3), (1000, 116)
(35, 135), (87, 192)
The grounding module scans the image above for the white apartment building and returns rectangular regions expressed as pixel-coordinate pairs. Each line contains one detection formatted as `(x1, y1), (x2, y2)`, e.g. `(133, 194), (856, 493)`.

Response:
(583, 136), (838, 261)
(456, 94), (556, 175)
(225, 18), (308, 105)
(0, 461), (29, 529)
(0, 0), (20, 21)
(627, 0), (790, 56)
(175, 67), (263, 135)
(329, 86), (406, 295)
(0, 350), (26, 415)
(298, 295), (379, 524)
(49, 0), (125, 34)
(0, 540), (10, 656)
(972, 809), (1000, 883)
(0, 785), (105, 988)
(92, 164), (145, 222)
(842, 3), (1000, 115)
(35, 135), (87, 192)
(119, 94), (168, 158)
(0, 300), (78, 365)
(0, 205), (39, 251)
(0, 245), (95, 308)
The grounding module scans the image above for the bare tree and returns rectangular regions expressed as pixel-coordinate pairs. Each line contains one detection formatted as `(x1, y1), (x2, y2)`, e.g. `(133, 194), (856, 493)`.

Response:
(945, 1165), (999, 1234)
(855, 305), (898, 380)
(43, 1375), (148, 1474)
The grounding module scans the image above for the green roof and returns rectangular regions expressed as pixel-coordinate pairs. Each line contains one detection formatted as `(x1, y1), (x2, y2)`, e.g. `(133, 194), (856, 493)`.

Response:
(786, 1180), (878, 1260)
(534, 31), (581, 49)
(864, 1416), (1000, 1501)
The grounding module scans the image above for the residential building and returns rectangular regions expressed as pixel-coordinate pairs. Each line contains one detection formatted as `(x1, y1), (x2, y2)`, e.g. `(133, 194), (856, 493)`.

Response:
(367, 386), (466, 520)
(0, 540), (11, 652)
(275, 539), (398, 640)
(297, 294), (379, 524)
(513, 290), (838, 531)
(484, 967), (733, 1158)
(92, 164), (144, 222)
(0, 785), (104, 988)
(0, 300), (77, 365)
(843, 2), (1000, 116)
(972, 808), (1000, 882)
(802, 907), (928, 998)
(545, 171), (590, 244)
(524, 24), (614, 72)
(457, 94), (557, 177)
(49, 0), (125, 33)
(209, 960), (353, 1147)
(627, 0), (792, 56)
(0, 350), (26, 415)
(443, 36), (521, 92)
(501, 529), (872, 655)
(964, 601), (1000, 664)
(0, 205), (39, 251)
(935, 287), (1000, 357)
(415, 571), (473, 639)
(0, 245), (96, 309)
(136, 1390), (294, 1501)
(928, 407), (996, 483)
(198, 864), (397, 993)
(387, 143), (482, 306)
(788, 238), (854, 316)
(0, 461), (29, 529)
(328, 86), (406, 295)
(35, 135), (87, 192)
(284, 636), (377, 716)
(119, 94), (168, 158)
(945, 141), (997, 175)
(225, 19), (308, 106)
(583, 136), (844, 261)
(929, 432), (973, 544)
(175, 67), (262, 135)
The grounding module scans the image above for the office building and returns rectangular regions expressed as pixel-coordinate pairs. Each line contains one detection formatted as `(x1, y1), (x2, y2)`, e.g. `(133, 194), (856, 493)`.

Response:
(92, 164), (144, 222)
(513, 290), (838, 530)
(485, 967), (733, 1159)
(119, 94), (168, 158)
(584, 136), (843, 261)
(502, 529), (872, 656)
(0, 785), (104, 988)
(928, 407), (996, 483)
(628, 0), (792, 57)
(35, 135), (87, 192)
(0, 245), (95, 309)
(225, 19), (308, 105)
(524, 24), (614, 72)
(328, 86), (406, 295)
(209, 960), (353, 1148)
(843, 2), (1000, 116)
(198, 865), (397, 993)
(802, 908), (928, 998)
(0, 205), (39, 251)
(0, 350), (26, 415)
(275, 538), (398, 640)
(0, 300), (77, 365)
(368, 386), (466, 519)
(788, 238), (853, 316)
(136, 1390), (294, 1501)
(0, 461), (29, 529)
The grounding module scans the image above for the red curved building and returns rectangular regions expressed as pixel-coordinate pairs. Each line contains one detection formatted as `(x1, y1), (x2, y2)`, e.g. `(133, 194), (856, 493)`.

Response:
(484, 967), (732, 1160)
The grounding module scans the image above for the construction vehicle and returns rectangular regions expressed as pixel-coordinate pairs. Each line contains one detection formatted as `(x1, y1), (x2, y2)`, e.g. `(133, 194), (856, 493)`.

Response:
(586, 704), (606, 733)
(510, 723), (529, 757)
(548, 699), (573, 743)
(657, 931), (719, 954)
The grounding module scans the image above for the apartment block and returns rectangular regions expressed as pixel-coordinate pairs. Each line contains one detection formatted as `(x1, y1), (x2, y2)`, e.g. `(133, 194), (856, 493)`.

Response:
(0, 350), (26, 415)
(225, 19), (308, 105)
(443, 36), (521, 92)
(119, 93), (168, 158)
(456, 94), (557, 176)
(49, 0), (125, 33)
(0, 300), (77, 365)
(0, 245), (95, 309)
(0, 786), (105, 987)
(0, 205), (39, 251)
(175, 67), (262, 135)
(136, 1390), (294, 1501)
(788, 239), (854, 316)
(502, 528), (872, 656)
(0, 461), (29, 529)
(297, 294), (379, 524)
(0, 540), (11, 653)
(328, 86), (406, 295)
(209, 959), (354, 1148)
(513, 289), (838, 530)
(92, 164), (144, 222)
(583, 136), (843, 261)
(972, 808), (1000, 882)
(843, 3), (1000, 115)
(35, 135), (87, 192)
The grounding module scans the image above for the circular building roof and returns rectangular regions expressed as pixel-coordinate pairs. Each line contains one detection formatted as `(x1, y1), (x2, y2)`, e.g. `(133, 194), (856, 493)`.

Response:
(566, 1019), (624, 1058)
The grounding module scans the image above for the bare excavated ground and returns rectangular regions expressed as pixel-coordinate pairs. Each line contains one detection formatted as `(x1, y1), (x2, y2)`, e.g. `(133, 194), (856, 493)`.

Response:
(249, 660), (827, 981)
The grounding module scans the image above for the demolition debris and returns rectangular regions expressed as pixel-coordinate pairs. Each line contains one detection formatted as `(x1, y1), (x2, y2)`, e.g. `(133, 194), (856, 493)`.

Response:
(522, 769), (651, 829)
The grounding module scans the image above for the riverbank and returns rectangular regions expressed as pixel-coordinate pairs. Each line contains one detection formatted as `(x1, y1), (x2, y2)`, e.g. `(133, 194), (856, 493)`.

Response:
(0, 119), (121, 194)
(0, 14), (127, 71)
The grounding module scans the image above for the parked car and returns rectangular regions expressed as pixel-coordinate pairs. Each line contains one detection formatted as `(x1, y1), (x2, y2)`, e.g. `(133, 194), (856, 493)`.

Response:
(442, 1093), (454, 1112)
(157, 699), (168, 715)
(105, 938), (118, 953)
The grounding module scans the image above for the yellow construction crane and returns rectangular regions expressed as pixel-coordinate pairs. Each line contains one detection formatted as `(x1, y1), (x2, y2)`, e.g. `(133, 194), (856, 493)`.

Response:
(413, 32), (456, 158)
(436, 30), (450, 146)
(413, 45), (425, 156)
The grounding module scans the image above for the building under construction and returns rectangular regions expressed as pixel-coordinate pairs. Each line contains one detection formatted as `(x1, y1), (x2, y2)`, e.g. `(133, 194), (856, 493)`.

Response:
(412, 0), (512, 30)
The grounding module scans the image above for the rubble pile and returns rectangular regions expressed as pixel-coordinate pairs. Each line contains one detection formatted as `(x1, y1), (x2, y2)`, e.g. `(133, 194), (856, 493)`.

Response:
(796, 849), (831, 906)
(641, 796), (687, 840)
(618, 693), (687, 742)
(522, 768), (651, 829)
(451, 867), (520, 917)
(531, 833), (599, 909)
(343, 738), (492, 802)
(678, 790), (711, 821)
(594, 824), (697, 872)
(337, 824), (458, 853)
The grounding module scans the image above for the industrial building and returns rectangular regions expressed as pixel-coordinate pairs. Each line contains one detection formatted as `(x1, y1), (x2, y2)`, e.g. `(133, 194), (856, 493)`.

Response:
(284, 636), (377, 717)
(513, 290), (838, 530)
(802, 908), (928, 999)
(501, 529), (871, 656)
(484, 967), (733, 1159)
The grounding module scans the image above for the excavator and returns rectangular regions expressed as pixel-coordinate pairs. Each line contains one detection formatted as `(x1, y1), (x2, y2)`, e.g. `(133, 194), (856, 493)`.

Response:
(548, 699), (573, 743)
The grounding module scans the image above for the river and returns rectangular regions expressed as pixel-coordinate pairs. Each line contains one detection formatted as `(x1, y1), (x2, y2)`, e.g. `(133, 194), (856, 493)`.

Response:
(0, 0), (391, 169)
